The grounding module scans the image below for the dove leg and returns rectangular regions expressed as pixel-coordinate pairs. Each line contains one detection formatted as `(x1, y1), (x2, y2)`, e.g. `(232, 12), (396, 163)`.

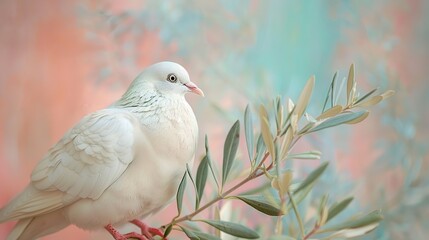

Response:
(130, 219), (166, 239)
(104, 224), (148, 240)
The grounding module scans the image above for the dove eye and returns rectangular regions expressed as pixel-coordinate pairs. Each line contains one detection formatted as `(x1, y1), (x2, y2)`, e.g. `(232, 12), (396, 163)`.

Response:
(167, 73), (178, 83)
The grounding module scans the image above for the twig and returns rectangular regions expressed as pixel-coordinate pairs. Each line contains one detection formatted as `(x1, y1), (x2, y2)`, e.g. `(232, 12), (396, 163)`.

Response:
(168, 152), (271, 226)
(303, 224), (320, 240)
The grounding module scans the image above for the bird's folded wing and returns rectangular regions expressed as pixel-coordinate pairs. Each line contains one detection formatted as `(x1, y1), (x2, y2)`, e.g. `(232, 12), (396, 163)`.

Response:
(1, 109), (139, 221)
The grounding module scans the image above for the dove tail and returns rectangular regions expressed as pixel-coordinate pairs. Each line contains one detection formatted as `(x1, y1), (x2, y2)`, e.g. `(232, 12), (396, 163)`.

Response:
(6, 218), (33, 240)
(6, 210), (69, 240)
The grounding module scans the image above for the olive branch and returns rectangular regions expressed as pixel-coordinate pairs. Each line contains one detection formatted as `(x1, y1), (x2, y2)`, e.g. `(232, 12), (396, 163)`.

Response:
(160, 64), (393, 240)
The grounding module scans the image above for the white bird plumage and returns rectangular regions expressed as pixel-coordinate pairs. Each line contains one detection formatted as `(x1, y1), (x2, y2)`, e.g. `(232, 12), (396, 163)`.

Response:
(0, 61), (204, 240)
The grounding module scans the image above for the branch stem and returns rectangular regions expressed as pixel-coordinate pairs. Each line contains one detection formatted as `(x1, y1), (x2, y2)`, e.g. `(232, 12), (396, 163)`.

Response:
(169, 152), (271, 226)
(303, 224), (320, 240)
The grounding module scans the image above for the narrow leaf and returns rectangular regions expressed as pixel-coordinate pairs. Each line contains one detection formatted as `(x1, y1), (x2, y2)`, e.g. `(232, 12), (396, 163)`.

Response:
(297, 122), (316, 135)
(294, 162), (329, 194)
(322, 71), (338, 113)
(275, 96), (283, 133)
(317, 105), (343, 120)
(193, 231), (222, 240)
(280, 128), (293, 161)
(176, 171), (188, 216)
(347, 64), (355, 105)
(307, 111), (368, 133)
(260, 106), (275, 162)
(317, 194), (329, 226)
(287, 98), (295, 113)
(201, 220), (259, 239)
(195, 156), (209, 209)
(222, 120), (240, 186)
(354, 88), (378, 105)
(327, 197), (354, 222)
(346, 111), (369, 124)
(381, 90), (395, 99)
(288, 150), (322, 160)
(179, 226), (200, 240)
(323, 223), (379, 239)
(354, 96), (383, 108)
(214, 206), (221, 237)
(186, 164), (199, 210)
(244, 105), (255, 163)
(321, 210), (383, 232)
(235, 195), (283, 216)
(205, 136), (220, 190)
(254, 134), (266, 166)
(295, 75), (315, 119)
(164, 224), (173, 237)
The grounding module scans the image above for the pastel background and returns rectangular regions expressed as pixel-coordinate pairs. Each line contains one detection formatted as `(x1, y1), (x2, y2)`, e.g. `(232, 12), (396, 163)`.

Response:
(1, 0), (428, 239)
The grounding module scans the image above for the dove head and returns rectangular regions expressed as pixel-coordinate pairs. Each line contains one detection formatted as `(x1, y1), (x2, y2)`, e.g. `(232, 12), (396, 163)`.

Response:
(127, 61), (204, 98)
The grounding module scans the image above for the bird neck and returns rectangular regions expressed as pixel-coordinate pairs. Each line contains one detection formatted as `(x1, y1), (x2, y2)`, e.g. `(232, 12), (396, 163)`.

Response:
(114, 87), (187, 116)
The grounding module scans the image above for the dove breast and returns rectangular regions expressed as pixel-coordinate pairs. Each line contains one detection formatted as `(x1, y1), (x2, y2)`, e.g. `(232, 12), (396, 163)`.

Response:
(64, 94), (198, 229)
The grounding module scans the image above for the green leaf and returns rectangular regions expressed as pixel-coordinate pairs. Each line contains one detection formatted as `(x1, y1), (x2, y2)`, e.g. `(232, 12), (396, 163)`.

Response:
(275, 96), (284, 133)
(288, 151), (321, 160)
(354, 96), (383, 108)
(200, 220), (259, 239)
(195, 156), (209, 209)
(176, 171), (187, 217)
(321, 223), (379, 239)
(254, 134), (266, 166)
(260, 105), (275, 162)
(205, 135), (220, 190)
(294, 162), (329, 194)
(322, 71), (338, 113)
(244, 105), (255, 163)
(321, 210), (383, 232)
(327, 197), (354, 222)
(235, 195), (283, 216)
(222, 120), (240, 186)
(186, 164), (199, 210)
(164, 224), (173, 238)
(381, 89), (395, 99)
(179, 226), (200, 240)
(295, 75), (315, 119)
(354, 88), (378, 105)
(193, 231), (222, 240)
(317, 105), (343, 120)
(317, 194), (329, 226)
(347, 64), (355, 105)
(307, 111), (368, 133)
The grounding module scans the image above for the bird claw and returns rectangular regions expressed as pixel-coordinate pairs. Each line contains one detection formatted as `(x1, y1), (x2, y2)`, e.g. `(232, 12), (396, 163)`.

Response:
(105, 220), (167, 240)
(130, 219), (167, 240)
(105, 224), (148, 240)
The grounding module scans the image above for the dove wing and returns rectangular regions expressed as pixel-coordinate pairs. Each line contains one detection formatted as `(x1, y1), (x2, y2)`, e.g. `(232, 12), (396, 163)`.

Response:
(0, 108), (141, 221)
(31, 108), (138, 200)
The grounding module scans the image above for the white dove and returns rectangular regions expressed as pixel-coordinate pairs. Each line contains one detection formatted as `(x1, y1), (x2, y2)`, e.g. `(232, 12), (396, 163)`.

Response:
(0, 61), (204, 240)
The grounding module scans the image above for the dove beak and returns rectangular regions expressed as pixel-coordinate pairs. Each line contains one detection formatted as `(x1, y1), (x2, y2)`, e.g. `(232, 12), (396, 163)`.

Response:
(184, 82), (205, 97)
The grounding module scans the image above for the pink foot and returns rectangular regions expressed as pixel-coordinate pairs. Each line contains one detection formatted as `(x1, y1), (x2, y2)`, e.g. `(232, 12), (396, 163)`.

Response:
(105, 224), (148, 240)
(130, 219), (167, 240)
